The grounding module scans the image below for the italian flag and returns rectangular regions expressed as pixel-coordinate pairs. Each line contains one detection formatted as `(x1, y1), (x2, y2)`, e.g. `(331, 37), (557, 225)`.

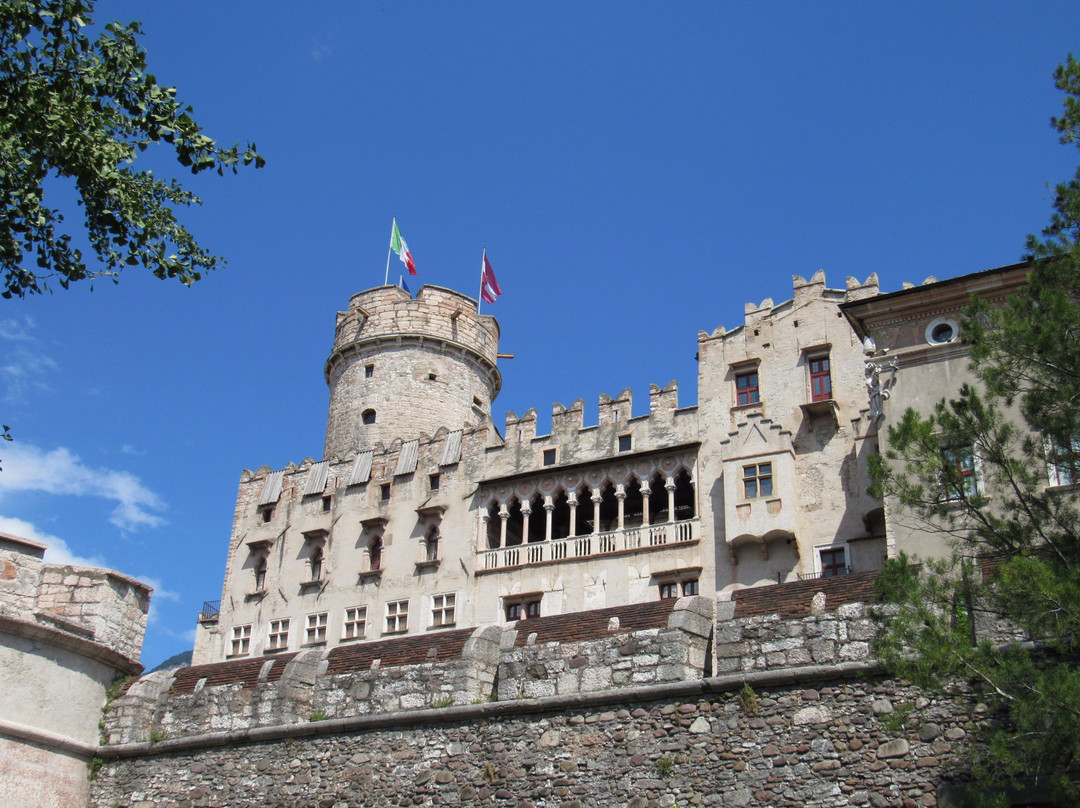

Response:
(390, 219), (417, 275)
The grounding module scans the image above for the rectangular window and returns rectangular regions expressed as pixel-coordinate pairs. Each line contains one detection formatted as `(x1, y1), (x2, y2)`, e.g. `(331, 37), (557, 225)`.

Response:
(505, 596), (541, 621)
(267, 618), (290, 651)
(385, 600), (409, 634)
(809, 356), (832, 402)
(260, 505), (274, 523)
(429, 473), (440, 491)
(542, 448), (556, 466)
(365, 363), (374, 378)
(305, 612), (328, 645)
(659, 581), (678, 600)
(342, 606), (367, 640)
(230, 624), (252, 656)
(735, 371), (760, 406)
(618, 435), (632, 452)
(1048, 436), (1080, 487)
(431, 593), (456, 628)
(681, 579), (699, 596)
(321, 495), (332, 512)
(941, 446), (978, 500)
(381, 483), (391, 501)
(742, 463), (773, 499)
(819, 547), (848, 577)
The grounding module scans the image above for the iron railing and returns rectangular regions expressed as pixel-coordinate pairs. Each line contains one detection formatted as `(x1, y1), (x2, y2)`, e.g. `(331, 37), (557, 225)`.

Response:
(198, 600), (221, 621)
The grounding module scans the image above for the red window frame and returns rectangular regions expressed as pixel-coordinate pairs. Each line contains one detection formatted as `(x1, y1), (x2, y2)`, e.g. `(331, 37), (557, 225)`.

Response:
(809, 356), (832, 402)
(735, 371), (760, 406)
(819, 547), (847, 577)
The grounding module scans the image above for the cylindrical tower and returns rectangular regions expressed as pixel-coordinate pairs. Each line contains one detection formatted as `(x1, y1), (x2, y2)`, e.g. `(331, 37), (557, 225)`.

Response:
(323, 285), (501, 459)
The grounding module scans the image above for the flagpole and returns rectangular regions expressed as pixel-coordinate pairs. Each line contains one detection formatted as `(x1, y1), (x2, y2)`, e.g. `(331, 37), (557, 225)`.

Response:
(477, 248), (486, 314)
(384, 218), (395, 286)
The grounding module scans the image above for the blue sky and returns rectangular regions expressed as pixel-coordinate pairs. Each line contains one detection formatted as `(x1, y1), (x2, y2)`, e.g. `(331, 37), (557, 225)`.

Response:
(2, 2), (1078, 667)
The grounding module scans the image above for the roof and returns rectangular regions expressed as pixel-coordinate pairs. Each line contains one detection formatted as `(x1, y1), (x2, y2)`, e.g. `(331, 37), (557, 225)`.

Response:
(731, 570), (880, 619)
(510, 599), (676, 646)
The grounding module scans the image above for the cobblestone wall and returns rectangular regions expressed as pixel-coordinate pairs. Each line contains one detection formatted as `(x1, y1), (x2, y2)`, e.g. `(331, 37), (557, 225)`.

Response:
(90, 671), (979, 808)
(714, 600), (876, 674)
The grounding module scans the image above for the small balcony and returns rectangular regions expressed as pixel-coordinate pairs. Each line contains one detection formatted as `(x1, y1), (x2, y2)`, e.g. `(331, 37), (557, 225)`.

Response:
(198, 600), (220, 623)
(478, 517), (698, 572)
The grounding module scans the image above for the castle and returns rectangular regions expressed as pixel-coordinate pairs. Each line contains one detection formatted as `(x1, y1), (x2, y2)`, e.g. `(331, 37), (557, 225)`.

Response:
(192, 271), (891, 665)
(3, 260), (1044, 807)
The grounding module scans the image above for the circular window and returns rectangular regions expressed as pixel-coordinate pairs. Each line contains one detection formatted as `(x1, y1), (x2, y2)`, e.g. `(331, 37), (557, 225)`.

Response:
(925, 317), (958, 345)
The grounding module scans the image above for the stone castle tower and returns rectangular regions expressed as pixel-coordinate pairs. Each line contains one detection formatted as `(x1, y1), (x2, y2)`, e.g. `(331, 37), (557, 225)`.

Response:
(323, 285), (502, 458)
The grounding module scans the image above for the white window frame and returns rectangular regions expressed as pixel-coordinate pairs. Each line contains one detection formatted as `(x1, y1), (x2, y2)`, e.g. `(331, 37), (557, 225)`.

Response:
(229, 624), (252, 656)
(385, 600), (409, 634)
(431, 593), (456, 628)
(342, 606), (367, 640)
(304, 612), (328, 645)
(267, 618), (290, 651)
(813, 543), (849, 578)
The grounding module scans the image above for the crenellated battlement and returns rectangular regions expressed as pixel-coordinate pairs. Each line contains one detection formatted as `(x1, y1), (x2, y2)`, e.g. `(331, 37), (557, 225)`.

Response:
(323, 285), (502, 459)
(491, 381), (696, 476)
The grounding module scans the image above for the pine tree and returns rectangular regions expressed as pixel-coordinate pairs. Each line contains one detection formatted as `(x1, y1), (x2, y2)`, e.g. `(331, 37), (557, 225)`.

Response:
(872, 56), (1080, 807)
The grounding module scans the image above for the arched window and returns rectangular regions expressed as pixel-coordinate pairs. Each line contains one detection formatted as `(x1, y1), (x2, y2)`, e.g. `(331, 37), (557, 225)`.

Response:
(425, 527), (439, 562)
(362, 409), (377, 425)
(369, 536), (383, 571)
(309, 546), (324, 581)
(254, 556), (267, 591)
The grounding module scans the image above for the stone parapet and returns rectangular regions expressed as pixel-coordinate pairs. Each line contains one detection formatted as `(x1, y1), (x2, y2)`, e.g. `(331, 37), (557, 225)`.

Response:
(497, 597), (714, 701)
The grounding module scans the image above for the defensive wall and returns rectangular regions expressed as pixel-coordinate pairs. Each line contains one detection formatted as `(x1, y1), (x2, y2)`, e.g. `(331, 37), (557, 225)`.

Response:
(94, 574), (989, 807)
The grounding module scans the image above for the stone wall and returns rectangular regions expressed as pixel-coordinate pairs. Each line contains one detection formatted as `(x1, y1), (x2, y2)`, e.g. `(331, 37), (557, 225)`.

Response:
(498, 597), (713, 700)
(89, 670), (978, 808)
(109, 598), (712, 745)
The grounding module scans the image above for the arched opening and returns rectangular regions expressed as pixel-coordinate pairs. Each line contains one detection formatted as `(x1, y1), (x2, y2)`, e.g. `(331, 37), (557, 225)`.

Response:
(486, 501), (501, 549)
(623, 478), (644, 528)
(574, 487), (592, 536)
(253, 556), (267, 591)
(425, 526), (440, 562)
(673, 468), (695, 520)
(550, 490), (571, 540)
(597, 482), (618, 533)
(362, 409), (376, 425)
(527, 494), (546, 543)
(309, 546), (324, 581)
(648, 472), (669, 523)
(368, 536), (383, 571)
(505, 498), (523, 546)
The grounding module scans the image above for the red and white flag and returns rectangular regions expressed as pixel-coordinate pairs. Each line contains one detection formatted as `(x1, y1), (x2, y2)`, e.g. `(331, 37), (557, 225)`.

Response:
(480, 251), (502, 303)
(390, 219), (417, 275)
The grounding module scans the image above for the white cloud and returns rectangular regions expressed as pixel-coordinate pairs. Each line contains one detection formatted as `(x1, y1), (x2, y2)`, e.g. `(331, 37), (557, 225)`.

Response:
(0, 442), (167, 532)
(0, 516), (105, 567)
(0, 315), (57, 404)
